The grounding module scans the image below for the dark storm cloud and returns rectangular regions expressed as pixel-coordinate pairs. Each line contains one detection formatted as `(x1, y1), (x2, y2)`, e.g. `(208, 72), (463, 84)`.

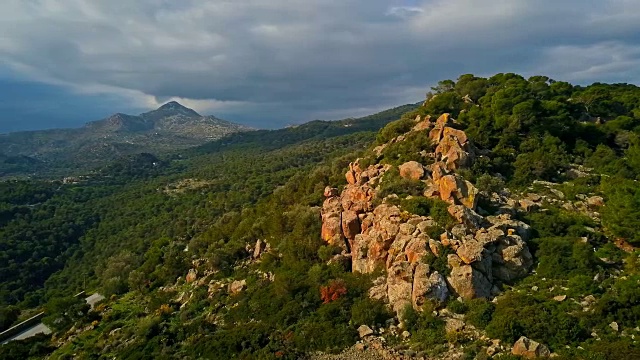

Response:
(1, 0), (639, 129)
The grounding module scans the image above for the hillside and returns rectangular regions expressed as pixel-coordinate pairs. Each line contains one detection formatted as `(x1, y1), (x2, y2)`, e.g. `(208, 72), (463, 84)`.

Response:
(0, 102), (251, 178)
(2, 74), (640, 360)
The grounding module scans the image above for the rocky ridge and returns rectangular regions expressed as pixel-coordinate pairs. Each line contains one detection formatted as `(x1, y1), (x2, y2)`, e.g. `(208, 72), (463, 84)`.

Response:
(321, 114), (534, 316)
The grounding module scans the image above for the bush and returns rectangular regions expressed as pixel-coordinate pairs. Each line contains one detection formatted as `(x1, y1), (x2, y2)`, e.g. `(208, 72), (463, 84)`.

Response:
(447, 299), (468, 314)
(377, 118), (415, 145)
(381, 131), (433, 165)
(485, 293), (587, 350)
(465, 299), (495, 329)
(350, 297), (392, 327)
(376, 169), (426, 201)
(423, 246), (453, 277)
(475, 173), (505, 194)
(534, 237), (599, 279)
(318, 245), (343, 262)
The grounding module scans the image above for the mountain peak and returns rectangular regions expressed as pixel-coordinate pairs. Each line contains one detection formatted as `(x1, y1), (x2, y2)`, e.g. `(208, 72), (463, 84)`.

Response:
(140, 101), (201, 119)
(158, 101), (188, 110)
(156, 101), (200, 115)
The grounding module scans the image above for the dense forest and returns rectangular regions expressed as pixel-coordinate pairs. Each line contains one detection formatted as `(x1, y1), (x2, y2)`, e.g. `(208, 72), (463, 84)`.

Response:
(1, 74), (640, 359)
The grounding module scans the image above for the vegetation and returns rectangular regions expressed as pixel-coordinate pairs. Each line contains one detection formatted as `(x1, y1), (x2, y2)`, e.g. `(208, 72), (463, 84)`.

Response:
(2, 74), (640, 358)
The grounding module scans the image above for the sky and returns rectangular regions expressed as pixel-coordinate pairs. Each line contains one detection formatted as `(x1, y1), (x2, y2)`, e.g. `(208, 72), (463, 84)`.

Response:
(0, 0), (639, 132)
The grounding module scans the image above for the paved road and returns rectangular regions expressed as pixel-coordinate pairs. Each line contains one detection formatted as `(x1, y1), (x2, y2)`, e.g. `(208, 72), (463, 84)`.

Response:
(1, 323), (51, 344)
(1, 293), (103, 345)
(85, 293), (105, 308)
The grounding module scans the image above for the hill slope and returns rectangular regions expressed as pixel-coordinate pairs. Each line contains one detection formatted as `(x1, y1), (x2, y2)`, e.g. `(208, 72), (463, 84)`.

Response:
(2, 74), (640, 359)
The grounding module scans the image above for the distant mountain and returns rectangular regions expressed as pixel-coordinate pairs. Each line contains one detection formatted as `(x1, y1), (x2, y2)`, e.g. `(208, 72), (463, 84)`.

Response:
(0, 102), (252, 178)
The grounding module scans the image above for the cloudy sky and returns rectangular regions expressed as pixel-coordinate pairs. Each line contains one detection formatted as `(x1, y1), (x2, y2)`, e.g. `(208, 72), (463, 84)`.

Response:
(1, 0), (639, 132)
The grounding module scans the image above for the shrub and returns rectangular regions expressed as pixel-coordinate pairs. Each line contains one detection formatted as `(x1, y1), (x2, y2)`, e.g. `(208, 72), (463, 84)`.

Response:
(485, 293), (587, 349)
(318, 245), (342, 262)
(350, 297), (393, 327)
(534, 237), (599, 279)
(377, 118), (415, 145)
(465, 299), (495, 329)
(320, 279), (347, 304)
(376, 169), (426, 201)
(381, 131), (433, 165)
(475, 173), (505, 194)
(447, 299), (468, 314)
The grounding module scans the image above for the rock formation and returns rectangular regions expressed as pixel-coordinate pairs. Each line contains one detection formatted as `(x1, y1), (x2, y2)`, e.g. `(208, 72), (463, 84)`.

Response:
(320, 113), (533, 316)
(511, 336), (551, 358)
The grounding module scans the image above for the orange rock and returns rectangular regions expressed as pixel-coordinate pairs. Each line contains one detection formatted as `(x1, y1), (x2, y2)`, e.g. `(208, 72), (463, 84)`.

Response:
(412, 116), (432, 132)
(442, 127), (468, 144)
(345, 170), (357, 185)
(341, 185), (374, 213)
(345, 160), (363, 184)
(435, 113), (451, 128)
(438, 175), (478, 209)
(186, 269), (197, 283)
(399, 161), (425, 180)
(321, 216), (343, 245)
(430, 162), (448, 182)
(405, 235), (429, 264)
(439, 175), (457, 203)
(341, 210), (361, 241)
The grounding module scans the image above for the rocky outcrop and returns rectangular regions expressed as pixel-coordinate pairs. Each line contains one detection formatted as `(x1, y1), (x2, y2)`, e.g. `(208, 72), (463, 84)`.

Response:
(512, 336), (551, 358)
(429, 114), (475, 171)
(320, 113), (533, 315)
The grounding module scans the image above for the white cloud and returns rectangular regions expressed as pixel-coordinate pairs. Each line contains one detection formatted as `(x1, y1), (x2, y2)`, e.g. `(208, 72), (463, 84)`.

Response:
(386, 6), (424, 18)
(0, 0), (638, 127)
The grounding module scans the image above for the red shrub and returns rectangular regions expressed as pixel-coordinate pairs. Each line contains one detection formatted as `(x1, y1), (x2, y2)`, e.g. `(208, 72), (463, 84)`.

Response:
(320, 279), (347, 304)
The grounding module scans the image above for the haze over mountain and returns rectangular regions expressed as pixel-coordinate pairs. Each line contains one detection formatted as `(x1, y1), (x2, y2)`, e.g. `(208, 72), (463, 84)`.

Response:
(0, 101), (251, 177)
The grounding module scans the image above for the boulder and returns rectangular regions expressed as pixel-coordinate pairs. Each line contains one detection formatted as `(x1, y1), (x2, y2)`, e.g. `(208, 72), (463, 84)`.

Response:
(186, 269), (197, 283)
(438, 175), (478, 209)
(493, 235), (533, 281)
(456, 239), (486, 265)
(358, 324), (374, 338)
(345, 161), (363, 185)
(404, 235), (430, 264)
(412, 266), (449, 309)
(519, 199), (539, 212)
(324, 186), (339, 198)
(511, 336), (551, 358)
(341, 210), (361, 242)
(448, 205), (485, 231)
(253, 239), (266, 259)
(387, 261), (414, 315)
(587, 196), (604, 208)
(448, 264), (492, 299)
(228, 279), (247, 295)
(321, 216), (344, 247)
(341, 185), (374, 213)
(399, 161), (425, 180)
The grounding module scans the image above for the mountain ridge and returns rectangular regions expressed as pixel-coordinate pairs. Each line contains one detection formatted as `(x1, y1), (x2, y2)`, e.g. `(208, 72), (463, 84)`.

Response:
(0, 102), (253, 177)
